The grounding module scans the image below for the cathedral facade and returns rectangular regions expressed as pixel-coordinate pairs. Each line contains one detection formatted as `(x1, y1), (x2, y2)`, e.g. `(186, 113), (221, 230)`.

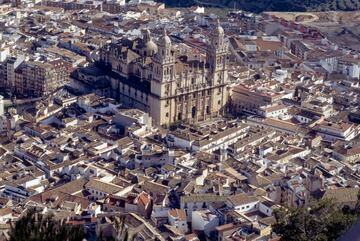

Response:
(99, 21), (229, 126)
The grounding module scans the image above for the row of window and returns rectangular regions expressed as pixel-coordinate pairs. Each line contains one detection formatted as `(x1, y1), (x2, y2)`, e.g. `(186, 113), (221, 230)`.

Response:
(166, 106), (213, 120)
(89, 189), (106, 197)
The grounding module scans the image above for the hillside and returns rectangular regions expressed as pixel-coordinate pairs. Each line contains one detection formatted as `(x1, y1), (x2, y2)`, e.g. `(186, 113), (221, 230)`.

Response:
(158, 0), (360, 12)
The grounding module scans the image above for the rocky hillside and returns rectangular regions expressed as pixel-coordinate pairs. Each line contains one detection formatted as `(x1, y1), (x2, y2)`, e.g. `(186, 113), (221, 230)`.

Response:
(158, 0), (360, 12)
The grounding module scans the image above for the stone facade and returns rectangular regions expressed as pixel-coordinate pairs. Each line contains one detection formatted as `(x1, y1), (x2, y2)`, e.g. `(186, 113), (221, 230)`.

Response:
(98, 21), (229, 126)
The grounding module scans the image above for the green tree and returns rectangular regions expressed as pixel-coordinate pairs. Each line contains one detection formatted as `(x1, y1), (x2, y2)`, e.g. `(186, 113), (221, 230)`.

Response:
(273, 199), (358, 241)
(97, 216), (140, 241)
(9, 208), (85, 241)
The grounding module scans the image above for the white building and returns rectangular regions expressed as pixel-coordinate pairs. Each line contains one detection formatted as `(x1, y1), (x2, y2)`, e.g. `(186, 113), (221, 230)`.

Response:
(226, 193), (259, 213)
(167, 209), (188, 234)
(316, 121), (360, 142)
(85, 179), (123, 201)
(191, 209), (219, 236)
(0, 95), (4, 116)
(167, 124), (250, 153)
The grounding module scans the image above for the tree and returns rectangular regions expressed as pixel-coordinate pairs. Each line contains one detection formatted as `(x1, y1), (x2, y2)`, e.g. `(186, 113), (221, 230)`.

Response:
(273, 199), (358, 241)
(9, 208), (85, 241)
(97, 215), (141, 241)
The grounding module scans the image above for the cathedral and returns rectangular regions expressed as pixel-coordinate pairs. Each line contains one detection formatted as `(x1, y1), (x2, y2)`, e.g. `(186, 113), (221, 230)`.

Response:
(99, 20), (229, 126)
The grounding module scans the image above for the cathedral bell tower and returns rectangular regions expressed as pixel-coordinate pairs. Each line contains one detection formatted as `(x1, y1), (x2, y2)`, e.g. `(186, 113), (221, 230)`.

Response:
(154, 29), (175, 82)
(207, 19), (228, 79)
(150, 29), (176, 126)
(206, 19), (229, 117)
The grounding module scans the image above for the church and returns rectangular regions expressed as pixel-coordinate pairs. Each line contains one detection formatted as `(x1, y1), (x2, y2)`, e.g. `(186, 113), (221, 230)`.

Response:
(98, 20), (229, 126)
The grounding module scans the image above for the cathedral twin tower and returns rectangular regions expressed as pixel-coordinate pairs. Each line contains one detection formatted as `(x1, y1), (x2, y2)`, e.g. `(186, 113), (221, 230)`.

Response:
(100, 20), (229, 126)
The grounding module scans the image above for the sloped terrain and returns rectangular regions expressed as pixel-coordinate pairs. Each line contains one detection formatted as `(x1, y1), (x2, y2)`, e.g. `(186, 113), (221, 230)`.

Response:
(159, 0), (360, 12)
(269, 11), (360, 50)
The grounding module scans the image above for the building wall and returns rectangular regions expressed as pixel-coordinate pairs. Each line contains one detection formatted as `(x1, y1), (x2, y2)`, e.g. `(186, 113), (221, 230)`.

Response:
(13, 61), (68, 97)
(168, 214), (188, 234)
(231, 86), (279, 115)
(0, 96), (4, 116)
(226, 200), (259, 213)
(192, 211), (219, 236)
(100, 26), (229, 126)
(259, 202), (273, 216)
(86, 187), (109, 201)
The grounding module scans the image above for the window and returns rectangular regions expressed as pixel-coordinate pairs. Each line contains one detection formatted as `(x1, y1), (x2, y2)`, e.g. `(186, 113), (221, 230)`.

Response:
(166, 113), (169, 117)
(192, 107), (196, 118)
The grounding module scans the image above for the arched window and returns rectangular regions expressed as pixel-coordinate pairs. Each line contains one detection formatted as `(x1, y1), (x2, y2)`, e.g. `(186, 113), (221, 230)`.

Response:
(192, 107), (196, 118)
